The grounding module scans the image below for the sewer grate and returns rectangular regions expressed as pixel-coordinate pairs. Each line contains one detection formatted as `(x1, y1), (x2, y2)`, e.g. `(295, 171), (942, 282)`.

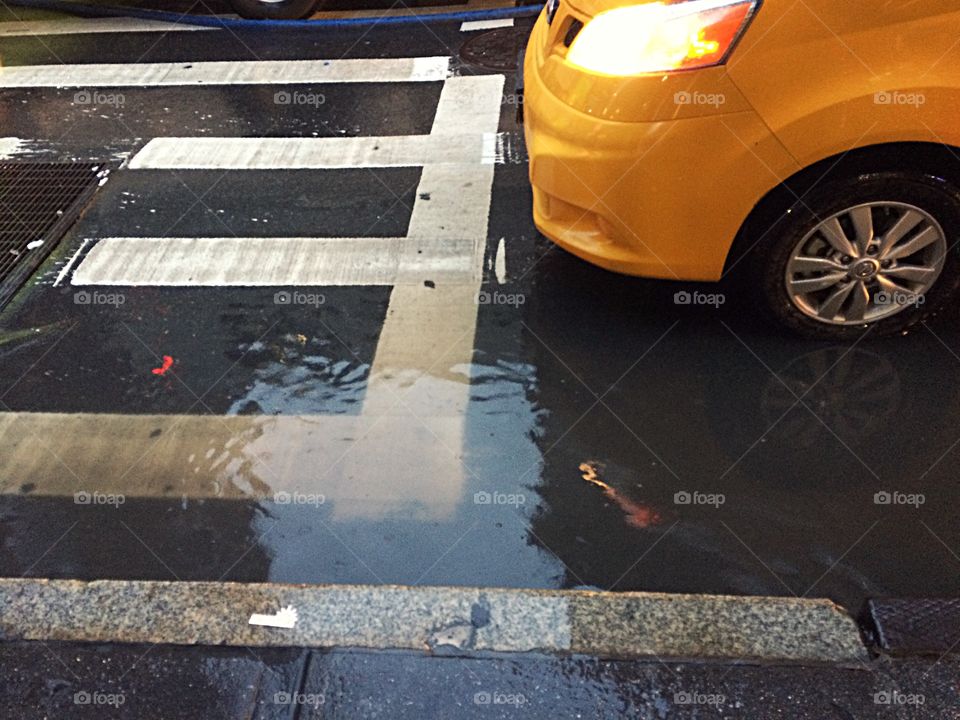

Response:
(0, 162), (108, 309)
(460, 28), (522, 71)
(864, 598), (960, 655)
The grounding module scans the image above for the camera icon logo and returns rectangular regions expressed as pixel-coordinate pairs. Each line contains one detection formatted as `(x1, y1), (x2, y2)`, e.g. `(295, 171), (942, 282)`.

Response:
(674, 491), (692, 505)
(274, 291), (292, 305)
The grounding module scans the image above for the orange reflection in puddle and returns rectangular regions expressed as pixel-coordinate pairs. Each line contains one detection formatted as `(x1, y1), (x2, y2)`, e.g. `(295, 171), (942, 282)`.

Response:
(580, 461), (661, 529)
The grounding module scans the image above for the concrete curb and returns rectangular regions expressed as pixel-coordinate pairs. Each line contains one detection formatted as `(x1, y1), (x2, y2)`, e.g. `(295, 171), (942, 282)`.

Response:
(0, 579), (869, 664)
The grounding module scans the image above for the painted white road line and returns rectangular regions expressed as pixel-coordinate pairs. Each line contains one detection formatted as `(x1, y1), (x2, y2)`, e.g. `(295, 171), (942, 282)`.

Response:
(0, 413), (464, 520)
(495, 237), (507, 282)
(460, 18), (514, 31)
(0, 17), (215, 37)
(362, 168), (495, 416)
(128, 133), (499, 170)
(73, 237), (400, 287)
(363, 75), (503, 418)
(53, 238), (92, 287)
(71, 236), (486, 286)
(0, 137), (22, 158)
(126, 73), (506, 170)
(431, 75), (505, 136)
(0, 57), (450, 88)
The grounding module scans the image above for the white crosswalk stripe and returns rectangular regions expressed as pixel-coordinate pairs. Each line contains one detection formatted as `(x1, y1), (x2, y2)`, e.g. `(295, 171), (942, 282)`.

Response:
(0, 57), (450, 88)
(71, 235), (485, 286)
(460, 18), (514, 31)
(0, 137), (23, 158)
(127, 133), (501, 170)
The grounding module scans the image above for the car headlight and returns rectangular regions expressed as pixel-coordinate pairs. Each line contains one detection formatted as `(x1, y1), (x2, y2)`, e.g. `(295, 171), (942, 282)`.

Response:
(566, 0), (759, 76)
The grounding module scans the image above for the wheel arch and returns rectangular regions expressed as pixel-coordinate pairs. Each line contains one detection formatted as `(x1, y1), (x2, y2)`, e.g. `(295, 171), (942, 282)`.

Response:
(722, 141), (960, 277)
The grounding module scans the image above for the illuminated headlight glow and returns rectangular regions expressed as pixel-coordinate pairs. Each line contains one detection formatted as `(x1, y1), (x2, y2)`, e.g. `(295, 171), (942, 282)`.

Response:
(566, 0), (758, 76)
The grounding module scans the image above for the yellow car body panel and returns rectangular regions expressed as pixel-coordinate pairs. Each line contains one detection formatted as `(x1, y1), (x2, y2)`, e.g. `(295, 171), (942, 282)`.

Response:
(523, 0), (960, 281)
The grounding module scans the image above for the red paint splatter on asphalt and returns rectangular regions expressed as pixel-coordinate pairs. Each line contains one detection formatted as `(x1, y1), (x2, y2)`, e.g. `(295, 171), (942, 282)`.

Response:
(152, 355), (174, 376)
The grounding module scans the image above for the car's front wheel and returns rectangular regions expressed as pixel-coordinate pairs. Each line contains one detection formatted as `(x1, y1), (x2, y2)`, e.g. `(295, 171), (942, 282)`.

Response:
(752, 172), (960, 339)
(229, 0), (320, 19)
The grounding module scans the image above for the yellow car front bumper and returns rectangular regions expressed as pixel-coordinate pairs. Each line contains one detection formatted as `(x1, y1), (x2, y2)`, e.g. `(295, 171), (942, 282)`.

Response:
(522, 14), (799, 282)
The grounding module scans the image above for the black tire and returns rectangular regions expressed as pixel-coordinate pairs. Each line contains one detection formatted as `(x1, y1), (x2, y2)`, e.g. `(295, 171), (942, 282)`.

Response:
(748, 172), (960, 340)
(229, 0), (319, 19)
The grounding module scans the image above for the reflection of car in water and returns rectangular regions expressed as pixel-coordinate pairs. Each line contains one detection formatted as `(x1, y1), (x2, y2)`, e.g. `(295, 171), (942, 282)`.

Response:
(229, 0), (320, 19)
(524, 0), (960, 338)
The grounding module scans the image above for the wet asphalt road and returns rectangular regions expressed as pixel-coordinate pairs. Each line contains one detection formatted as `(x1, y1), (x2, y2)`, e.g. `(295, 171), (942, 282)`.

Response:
(0, 7), (959, 616)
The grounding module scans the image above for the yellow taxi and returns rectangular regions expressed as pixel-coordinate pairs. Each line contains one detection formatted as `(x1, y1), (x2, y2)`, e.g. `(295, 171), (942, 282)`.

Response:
(523, 0), (960, 337)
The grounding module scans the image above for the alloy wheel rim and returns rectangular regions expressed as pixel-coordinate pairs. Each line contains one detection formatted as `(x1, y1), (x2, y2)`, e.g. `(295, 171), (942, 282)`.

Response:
(784, 201), (947, 326)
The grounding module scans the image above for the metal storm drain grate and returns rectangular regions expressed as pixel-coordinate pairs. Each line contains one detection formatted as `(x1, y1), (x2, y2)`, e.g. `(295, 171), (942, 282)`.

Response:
(864, 598), (960, 655)
(460, 28), (522, 71)
(0, 162), (108, 309)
